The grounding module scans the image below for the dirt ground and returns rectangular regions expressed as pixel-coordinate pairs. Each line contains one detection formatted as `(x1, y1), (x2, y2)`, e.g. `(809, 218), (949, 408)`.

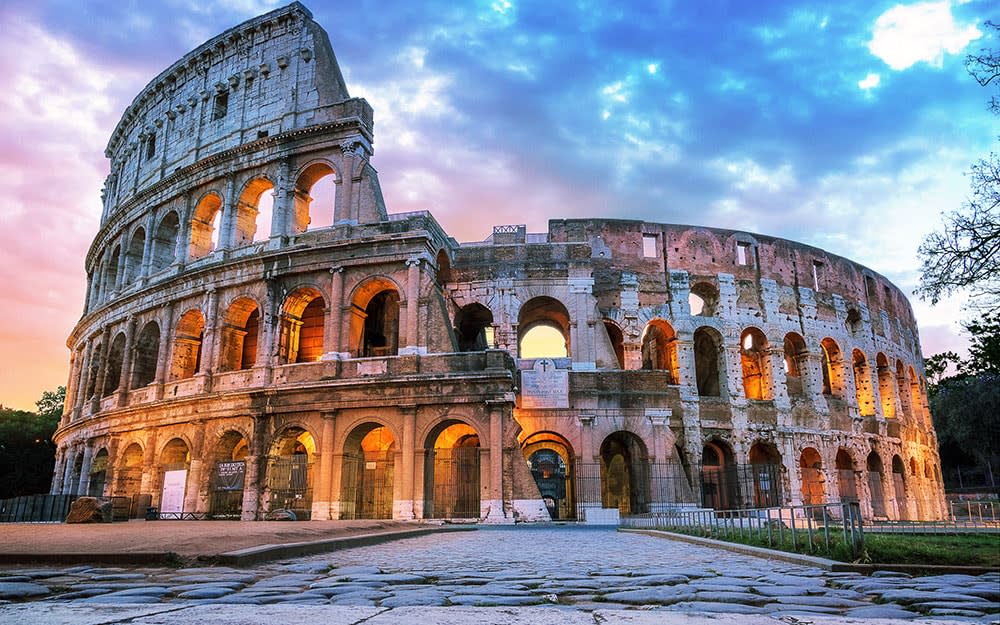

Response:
(0, 519), (422, 558)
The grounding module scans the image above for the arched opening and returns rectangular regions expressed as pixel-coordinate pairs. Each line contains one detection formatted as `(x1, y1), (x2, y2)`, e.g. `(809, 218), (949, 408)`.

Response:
(209, 431), (249, 519)
(845, 308), (864, 337)
(876, 353), (895, 418)
(170, 309), (205, 380)
(265, 427), (315, 520)
(424, 421), (480, 519)
(157, 438), (190, 516)
(518, 296), (571, 359)
(87, 449), (109, 497)
(820, 337), (844, 397)
(341, 424), (396, 519)
(435, 249), (451, 286)
(896, 361), (913, 420)
(219, 298), (260, 371)
(293, 162), (337, 232)
(150, 211), (179, 273)
(600, 431), (650, 515)
(454, 303), (493, 352)
(280, 288), (325, 363)
(641, 319), (679, 383)
(835, 449), (858, 502)
(123, 228), (145, 285)
(85, 343), (102, 399)
(908, 367), (924, 427)
(102, 332), (126, 397)
(115, 443), (143, 515)
(748, 441), (783, 507)
(361, 290), (400, 357)
(783, 332), (808, 398)
(70, 453), (84, 495)
(694, 327), (724, 397)
(891, 454), (908, 520)
(689, 281), (718, 316)
(189, 193), (223, 260)
(522, 432), (576, 520)
(799, 447), (824, 506)
(104, 244), (121, 296)
(701, 439), (737, 509)
(235, 177), (275, 245)
(603, 320), (625, 369)
(853, 349), (875, 416)
(131, 321), (160, 388)
(740, 327), (772, 400)
(867, 451), (887, 517)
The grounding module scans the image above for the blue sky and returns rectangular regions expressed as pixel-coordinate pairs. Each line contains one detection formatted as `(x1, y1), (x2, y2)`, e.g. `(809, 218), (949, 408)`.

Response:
(0, 0), (995, 408)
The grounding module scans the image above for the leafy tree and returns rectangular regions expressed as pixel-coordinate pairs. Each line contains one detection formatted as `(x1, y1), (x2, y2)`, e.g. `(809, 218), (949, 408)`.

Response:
(924, 351), (961, 387)
(0, 388), (63, 499)
(930, 372), (1000, 482)
(918, 21), (1000, 311)
(963, 311), (1000, 373)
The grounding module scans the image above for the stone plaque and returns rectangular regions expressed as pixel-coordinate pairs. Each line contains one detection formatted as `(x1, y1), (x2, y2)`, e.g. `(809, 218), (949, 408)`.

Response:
(521, 358), (569, 409)
(357, 359), (387, 376)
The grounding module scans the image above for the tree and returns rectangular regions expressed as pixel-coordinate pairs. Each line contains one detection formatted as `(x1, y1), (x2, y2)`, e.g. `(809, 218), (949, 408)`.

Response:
(917, 21), (1000, 311)
(35, 386), (66, 420)
(963, 311), (1000, 373)
(0, 389), (62, 499)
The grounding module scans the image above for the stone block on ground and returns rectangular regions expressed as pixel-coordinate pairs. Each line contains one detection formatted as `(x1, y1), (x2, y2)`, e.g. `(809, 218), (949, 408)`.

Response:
(65, 497), (112, 524)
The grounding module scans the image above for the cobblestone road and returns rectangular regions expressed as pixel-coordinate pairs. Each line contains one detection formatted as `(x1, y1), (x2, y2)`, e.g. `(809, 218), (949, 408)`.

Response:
(0, 527), (997, 622)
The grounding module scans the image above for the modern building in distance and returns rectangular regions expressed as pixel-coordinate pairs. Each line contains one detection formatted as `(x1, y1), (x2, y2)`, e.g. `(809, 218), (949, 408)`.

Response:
(51, 2), (947, 523)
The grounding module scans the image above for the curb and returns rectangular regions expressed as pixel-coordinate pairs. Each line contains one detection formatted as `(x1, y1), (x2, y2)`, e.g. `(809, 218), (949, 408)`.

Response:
(0, 552), (180, 566)
(215, 525), (477, 566)
(620, 529), (1000, 576)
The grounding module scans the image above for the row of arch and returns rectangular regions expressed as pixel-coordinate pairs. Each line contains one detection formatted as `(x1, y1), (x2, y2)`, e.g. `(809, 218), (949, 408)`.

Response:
(88, 161), (341, 310)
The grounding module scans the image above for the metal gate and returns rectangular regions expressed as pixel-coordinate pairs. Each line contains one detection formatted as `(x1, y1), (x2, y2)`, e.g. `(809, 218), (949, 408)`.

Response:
(341, 451), (394, 519)
(266, 455), (312, 520)
(868, 471), (886, 517)
(838, 469), (859, 501)
(700, 464), (782, 510)
(210, 460), (245, 519)
(892, 473), (907, 520)
(428, 447), (480, 519)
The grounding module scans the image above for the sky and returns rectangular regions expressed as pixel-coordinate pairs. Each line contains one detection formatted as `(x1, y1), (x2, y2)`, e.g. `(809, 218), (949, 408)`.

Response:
(0, 0), (996, 410)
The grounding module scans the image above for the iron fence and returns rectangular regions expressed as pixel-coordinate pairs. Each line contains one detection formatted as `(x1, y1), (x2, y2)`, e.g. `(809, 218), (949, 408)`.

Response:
(426, 447), (480, 519)
(622, 501), (866, 558)
(340, 451), (395, 519)
(575, 461), (698, 519)
(700, 463), (782, 510)
(265, 455), (312, 520)
(0, 494), (78, 522)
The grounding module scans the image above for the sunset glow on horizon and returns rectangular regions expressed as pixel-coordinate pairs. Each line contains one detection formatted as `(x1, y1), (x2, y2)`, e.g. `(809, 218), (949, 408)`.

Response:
(0, 0), (994, 410)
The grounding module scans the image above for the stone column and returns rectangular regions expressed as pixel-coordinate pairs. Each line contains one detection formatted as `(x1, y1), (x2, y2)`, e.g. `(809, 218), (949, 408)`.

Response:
(62, 350), (79, 426)
(568, 275), (596, 369)
(50, 449), (66, 495)
(322, 267), (344, 359)
(768, 347), (791, 412)
(401, 257), (422, 355)
(337, 143), (358, 224)
(270, 159), (290, 239)
(154, 304), (175, 399)
(114, 240), (128, 294)
(173, 194), (192, 268)
(74, 339), (92, 413)
(312, 411), (336, 520)
(117, 316), (137, 407)
(481, 405), (508, 523)
(183, 423), (205, 514)
(139, 430), (158, 503)
(61, 445), (78, 495)
(77, 443), (96, 497)
(139, 214), (155, 280)
(397, 406), (417, 520)
(91, 326), (112, 412)
(257, 281), (278, 371)
(240, 454), (262, 521)
(198, 288), (218, 379)
(104, 436), (120, 498)
(218, 176), (236, 251)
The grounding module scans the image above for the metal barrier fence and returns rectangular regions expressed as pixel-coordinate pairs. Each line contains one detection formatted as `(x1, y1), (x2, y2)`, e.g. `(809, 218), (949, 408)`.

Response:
(950, 500), (999, 525)
(574, 462), (698, 519)
(0, 494), (78, 522)
(622, 501), (866, 558)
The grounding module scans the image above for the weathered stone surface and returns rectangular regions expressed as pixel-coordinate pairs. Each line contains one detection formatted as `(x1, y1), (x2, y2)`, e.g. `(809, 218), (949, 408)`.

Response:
(0, 582), (50, 599)
(65, 497), (111, 524)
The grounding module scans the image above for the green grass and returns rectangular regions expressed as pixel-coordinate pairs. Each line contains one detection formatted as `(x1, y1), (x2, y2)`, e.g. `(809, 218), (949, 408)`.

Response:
(651, 525), (1000, 567)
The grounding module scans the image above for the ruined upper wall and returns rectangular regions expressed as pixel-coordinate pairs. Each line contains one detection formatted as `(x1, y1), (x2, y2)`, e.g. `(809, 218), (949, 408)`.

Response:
(101, 2), (360, 222)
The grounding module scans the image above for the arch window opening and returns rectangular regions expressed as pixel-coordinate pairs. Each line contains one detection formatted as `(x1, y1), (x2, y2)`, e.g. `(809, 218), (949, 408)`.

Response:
(435, 249), (452, 286)
(523, 432), (575, 520)
(150, 211), (179, 273)
(235, 178), (275, 245)
(700, 440), (736, 510)
(123, 228), (145, 285)
(425, 422), (480, 519)
(518, 297), (571, 359)
(641, 319), (679, 383)
(748, 441), (783, 508)
(867, 452), (887, 518)
(220, 298), (260, 371)
(835, 449), (858, 502)
(189, 194), (223, 260)
(799, 447), (825, 507)
(693, 327), (723, 397)
(876, 353), (896, 418)
(157, 438), (191, 516)
(603, 320), (625, 369)
(689, 282), (719, 316)
(599, 431), (650, 516)
(115, 443), (143, 516)
(740, 328), (772, 400)
(896, 361), (913, 420)
(280, 289), (326, 363)
(783, 332), (808, 398)
(102, 333), (127, 397)
(341, 424), (395, 520)
(853, 349), (875, 416)
(454, 303), (494, 352)
(908, 367), (925, 427)
(210, 431), (249, 519)
(87, 449), (109, 497)
(130, 321), (160, 388)
(361, 290), (400, 357)
(104, 244), (121, 296)
(293, 163), (337, 232)
(891, 455), (908, 520)
(85, 343), (102, 399)
(820, 338), (845, 398)
(170, 309), (205, 380)
(265, 428), (315, 520)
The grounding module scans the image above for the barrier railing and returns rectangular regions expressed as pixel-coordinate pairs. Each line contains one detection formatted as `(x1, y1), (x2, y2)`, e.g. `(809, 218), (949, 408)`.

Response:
(622, 501), (865, 558)
(0, 494), (77, 522)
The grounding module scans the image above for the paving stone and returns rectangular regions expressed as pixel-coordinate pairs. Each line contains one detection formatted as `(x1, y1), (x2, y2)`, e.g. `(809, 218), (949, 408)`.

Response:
(878, 589), (991, 605)
(844, 604), (921, 619)
(600, 587), (695, 605)
(666, 600), (768, 614)
(176, 587), (235, 599)
(692, 590), (769, 605)
(0, 582), (50, 599)
(930, 608), (988, 617)
(771, 594), (869, 608)
(166, 573), (258, 584)
(379, 591), (450, 607)
(749, 584), (814, 596)
(446, 594), (547, 606)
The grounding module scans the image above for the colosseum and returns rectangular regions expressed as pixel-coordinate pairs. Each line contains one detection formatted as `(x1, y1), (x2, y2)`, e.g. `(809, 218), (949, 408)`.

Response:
(50, 2), (947, 524)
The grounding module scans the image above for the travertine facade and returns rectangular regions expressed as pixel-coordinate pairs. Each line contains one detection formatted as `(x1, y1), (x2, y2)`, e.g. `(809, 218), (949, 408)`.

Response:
(51, 3), (947, 523)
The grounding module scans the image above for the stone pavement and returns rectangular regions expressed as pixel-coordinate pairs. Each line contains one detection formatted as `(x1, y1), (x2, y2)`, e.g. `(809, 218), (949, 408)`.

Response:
(0, 527), (996, 624)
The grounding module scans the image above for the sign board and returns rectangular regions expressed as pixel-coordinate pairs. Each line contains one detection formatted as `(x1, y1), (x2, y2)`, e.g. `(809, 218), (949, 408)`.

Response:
(160, 469), (187, 514)
(215, 461), (246, 491)
(520, 358), (569, 409)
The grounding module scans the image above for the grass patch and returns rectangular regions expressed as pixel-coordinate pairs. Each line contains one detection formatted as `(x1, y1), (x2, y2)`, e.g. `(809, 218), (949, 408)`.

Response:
(646, 525), (1000, 567)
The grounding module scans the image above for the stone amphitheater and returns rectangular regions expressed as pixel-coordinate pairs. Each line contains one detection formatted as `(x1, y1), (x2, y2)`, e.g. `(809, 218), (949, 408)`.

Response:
(50, 2), (946, 524)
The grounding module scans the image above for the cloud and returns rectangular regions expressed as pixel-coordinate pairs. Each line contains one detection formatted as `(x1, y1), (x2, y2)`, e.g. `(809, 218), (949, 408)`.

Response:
(858, 72), (881, 90)
(868, 1), (981, 70)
